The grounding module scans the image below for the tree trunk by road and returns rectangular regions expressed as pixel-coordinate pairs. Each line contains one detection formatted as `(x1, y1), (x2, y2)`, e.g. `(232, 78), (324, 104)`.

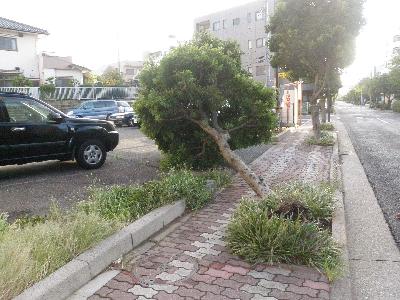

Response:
(192, 119), (267, 198)
(310, 98), (321, 140)
(320, 98), (327, 123)
(327, 94), (332, 123)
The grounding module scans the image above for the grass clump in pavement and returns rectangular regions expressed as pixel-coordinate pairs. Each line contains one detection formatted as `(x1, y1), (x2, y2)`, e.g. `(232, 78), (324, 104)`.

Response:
(0, 207), (120, 299)
(226, 182), (341, 281)
(79, 169), (232, 221)
(0, 169), (231, 298)
(319, 123), (335, 131)
(392, 101), (400, 113)
(307, 131), (335, 146)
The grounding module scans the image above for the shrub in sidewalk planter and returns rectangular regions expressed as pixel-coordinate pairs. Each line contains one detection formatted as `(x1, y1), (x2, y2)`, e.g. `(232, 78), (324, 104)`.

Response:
(80, 169), (232, 220)
(226, 183), (342, 281)
(0, 169), (231, 299)
(307, 131), (335, 146)
(319, 123), (335, 131)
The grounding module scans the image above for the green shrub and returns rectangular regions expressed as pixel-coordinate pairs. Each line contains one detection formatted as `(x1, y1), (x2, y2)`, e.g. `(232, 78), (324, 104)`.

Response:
(79, 169), (232, 221)
(0, 211), (120, 299)
(259, 182), (335, 227)
(226, 183), (341, 281)
(307, 131), (335, 146)
(392, 101), (400, 113)
(0, 213), (8, 236)
(320, 123), (335, 131)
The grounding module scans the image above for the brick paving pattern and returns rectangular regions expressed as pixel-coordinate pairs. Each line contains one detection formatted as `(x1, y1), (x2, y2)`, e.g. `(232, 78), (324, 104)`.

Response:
(89, 125), (333, 300)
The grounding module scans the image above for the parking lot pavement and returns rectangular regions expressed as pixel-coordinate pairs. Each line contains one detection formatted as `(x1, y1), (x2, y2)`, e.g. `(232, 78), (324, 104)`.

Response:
(0, 127), (161, 220)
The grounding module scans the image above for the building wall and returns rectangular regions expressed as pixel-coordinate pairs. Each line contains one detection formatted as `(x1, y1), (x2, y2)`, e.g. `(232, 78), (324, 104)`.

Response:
(194, 0), (275, 86)
(0, 29), (40, 80)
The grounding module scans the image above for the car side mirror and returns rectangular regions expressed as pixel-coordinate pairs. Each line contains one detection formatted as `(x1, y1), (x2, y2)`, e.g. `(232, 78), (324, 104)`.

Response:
(48, 113), (64, 123)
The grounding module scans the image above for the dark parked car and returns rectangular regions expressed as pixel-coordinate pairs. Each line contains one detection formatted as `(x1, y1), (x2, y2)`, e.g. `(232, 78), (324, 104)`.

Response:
(0, 93), (119, 169)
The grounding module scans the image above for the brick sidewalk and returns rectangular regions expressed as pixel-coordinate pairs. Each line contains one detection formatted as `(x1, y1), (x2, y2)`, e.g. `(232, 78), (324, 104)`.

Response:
(88, 125), (333, 300)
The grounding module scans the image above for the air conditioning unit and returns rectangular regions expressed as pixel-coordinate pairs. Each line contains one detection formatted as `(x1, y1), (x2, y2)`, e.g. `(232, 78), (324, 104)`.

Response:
(15, 67), (20, 71)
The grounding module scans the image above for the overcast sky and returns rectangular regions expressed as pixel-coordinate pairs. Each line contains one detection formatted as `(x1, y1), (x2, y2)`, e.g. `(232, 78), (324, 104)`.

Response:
(2, 0), (400, 93)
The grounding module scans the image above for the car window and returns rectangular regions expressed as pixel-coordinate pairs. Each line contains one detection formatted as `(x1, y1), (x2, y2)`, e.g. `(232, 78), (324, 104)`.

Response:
(117, 102), (130, 107)
(81, 102), (94, 109)
(103, 101), (116, 107)
(3, 98), (55, 124)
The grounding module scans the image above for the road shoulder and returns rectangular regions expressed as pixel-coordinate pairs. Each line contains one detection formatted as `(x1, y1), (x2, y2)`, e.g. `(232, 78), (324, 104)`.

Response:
(336, 119), (400, 299)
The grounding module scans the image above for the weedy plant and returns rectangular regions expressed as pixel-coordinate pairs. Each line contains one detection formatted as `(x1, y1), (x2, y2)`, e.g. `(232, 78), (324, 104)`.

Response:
(307, 131), (335, 146)
(226, 182), (342, 281)
(319, 123), (335, 131)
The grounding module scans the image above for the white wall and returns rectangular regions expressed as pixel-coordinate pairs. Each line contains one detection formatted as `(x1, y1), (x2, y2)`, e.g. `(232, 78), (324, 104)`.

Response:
(0, 29), (40, 79)
(42, 68), (84, 84)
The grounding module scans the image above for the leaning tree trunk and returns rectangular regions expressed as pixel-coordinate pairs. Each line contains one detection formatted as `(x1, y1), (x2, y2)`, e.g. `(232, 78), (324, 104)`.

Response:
(193, 119), (267, 198)
(310, 97), (321, 140)
(320, 98), (327, 124)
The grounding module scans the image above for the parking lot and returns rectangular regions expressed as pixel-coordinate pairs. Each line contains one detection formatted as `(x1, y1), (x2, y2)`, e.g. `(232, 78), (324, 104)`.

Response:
(0, 127), (161, 220)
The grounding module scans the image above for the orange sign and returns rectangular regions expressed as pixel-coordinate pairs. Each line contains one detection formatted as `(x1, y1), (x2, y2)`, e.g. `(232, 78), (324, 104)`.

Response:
(285, 93), (291, 108)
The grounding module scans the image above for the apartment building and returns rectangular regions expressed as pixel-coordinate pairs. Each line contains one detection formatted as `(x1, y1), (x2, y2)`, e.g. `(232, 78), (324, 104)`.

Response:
(194, 0), (276, 86)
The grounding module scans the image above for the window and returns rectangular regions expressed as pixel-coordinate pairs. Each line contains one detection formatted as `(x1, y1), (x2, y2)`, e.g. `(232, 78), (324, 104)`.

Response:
(0, 36), (17, 51)
(223, 19), (227, 29)
(256, 65), (267, 76)
(3, 98), (54, 123)
(248, 40), (252, 49)
(233, 18), (240, 26)
(213, 21), (221, 31)
(256, 38), (263, 48)
(196, 21), (210, 32)
(247, 13), (252, 23)
(394, 35), (400, 43)
(255, 9), (265, 21)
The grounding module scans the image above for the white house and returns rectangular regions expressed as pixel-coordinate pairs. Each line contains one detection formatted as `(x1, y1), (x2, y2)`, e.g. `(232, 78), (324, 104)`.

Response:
(40, 54), (90, 86)
(0, 17), (48, 86)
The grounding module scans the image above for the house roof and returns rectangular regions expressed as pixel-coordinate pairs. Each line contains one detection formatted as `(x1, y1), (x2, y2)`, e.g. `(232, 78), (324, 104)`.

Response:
(0, 17), (49, 35)
(42, 54), (90, 72)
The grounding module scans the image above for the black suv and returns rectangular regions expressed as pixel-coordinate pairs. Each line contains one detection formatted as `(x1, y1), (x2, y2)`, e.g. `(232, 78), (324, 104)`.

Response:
(0, 93), (119, 169)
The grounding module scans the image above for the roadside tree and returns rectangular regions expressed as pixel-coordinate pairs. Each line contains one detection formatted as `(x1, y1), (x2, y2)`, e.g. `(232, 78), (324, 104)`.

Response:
(135, 33), (276, 197)
(267, 0), (364, 139)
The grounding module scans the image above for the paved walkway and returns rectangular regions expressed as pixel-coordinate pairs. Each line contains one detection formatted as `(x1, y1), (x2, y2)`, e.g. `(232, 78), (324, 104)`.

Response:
(87, 125), (333, 300)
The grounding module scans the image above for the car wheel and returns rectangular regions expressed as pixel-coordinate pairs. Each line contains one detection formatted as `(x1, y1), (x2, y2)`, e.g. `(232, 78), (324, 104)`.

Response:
(75, 140), (107, 169)
(115, 123), (123, 128)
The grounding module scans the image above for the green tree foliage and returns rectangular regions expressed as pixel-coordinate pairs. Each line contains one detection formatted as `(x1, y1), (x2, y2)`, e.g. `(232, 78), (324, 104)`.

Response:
(39, 77), (56, 100)
(99, 68), (124, 86)
(135, 33), (276, 197)
(343, 53), (400, 108)
(267, 0), (365, 138)
(12, 75), (33, 87)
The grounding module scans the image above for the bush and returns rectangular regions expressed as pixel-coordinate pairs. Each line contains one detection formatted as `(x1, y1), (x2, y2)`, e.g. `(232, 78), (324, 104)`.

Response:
(0, 210), (120, 299)
(135, 33), (276, 170)
(79, 169), (232, 221)
(226, 183), (341, 281)
(259, 182), (336, 228)
(307, 131), (335, 146)
(320, 123), (335, 131)
(392, 101), (400, 113)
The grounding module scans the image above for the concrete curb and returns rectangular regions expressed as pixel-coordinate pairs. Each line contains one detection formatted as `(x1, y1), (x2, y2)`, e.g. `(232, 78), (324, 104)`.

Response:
(330, 129), (352, 300)
(14, 200), (186, 300)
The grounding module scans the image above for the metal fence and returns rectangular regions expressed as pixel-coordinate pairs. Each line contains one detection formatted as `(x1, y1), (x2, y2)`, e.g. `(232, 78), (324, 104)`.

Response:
(0, 86), (138, 101)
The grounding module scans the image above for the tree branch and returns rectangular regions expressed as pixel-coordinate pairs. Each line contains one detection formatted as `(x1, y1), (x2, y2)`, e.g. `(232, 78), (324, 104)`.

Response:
(228, 121), (257, 133)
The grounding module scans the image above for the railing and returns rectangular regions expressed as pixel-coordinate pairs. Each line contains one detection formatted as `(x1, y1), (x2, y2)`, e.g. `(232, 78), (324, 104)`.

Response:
(0, 86), (138, 101)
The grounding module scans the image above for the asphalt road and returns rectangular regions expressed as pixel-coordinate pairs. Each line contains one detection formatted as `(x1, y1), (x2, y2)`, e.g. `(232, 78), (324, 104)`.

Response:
(337, 102), (400, 247)
(0, 127), (161, 220)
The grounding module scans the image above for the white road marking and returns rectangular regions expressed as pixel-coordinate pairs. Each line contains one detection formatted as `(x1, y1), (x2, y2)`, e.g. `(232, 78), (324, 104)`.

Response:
(377, 118), (390, 125)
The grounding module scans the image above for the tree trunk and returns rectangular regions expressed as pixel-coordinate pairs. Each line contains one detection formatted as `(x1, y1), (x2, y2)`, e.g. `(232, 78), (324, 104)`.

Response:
(192, 119), (267, 198)
(310, 98), (321, 140)
(320, 98), (327, 123)
(327, 94), (332, 123)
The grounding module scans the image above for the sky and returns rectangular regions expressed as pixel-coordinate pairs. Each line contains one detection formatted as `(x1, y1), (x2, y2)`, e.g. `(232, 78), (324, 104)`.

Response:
(2, 0), (400, 93)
